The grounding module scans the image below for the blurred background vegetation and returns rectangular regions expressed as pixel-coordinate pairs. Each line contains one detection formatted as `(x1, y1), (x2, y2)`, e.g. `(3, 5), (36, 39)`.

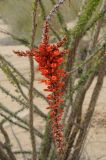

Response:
(0, 0), (82, 44)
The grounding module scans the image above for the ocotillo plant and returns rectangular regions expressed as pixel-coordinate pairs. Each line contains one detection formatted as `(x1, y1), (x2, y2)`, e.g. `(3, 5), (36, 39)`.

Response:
(0, 0), (106, 160)
(14, 20), (69, 155)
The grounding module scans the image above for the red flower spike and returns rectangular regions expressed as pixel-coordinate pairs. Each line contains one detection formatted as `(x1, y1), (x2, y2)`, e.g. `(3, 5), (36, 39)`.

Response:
(13, 50), (32, 57)
(51, 76), (58, 81)
(47, 45), (54, 52)
(57, 57), (64, 64)
(14, 21), (69, 154)
(53, 50), (60, 56)
(42, 69), (49, 75)
(56, 36), (67, 47)
(51, 63), (57, 68)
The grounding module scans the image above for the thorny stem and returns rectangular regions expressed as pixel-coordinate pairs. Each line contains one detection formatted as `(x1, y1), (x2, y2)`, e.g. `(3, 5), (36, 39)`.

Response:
(0, 112), (43, 139)
(0, 54), (48, 103)
(67, 39), (106, 75)
(0, 102), (43, 138)
(13, 150), (32, 155)
(71, 55), (106, 160)
(0, 61), (48, 121)
(0, 85), (47, 120)
(0, 124), (16, 160)
(0, 141), (10, 160)
(29, 0), (39, 160)
(1, 105), (26, 125)
(46, 0), (66, 21)
(39, 0), (61, 40)
(10, 123), (26, 160)
(62, 0), (103, 93)
(50, 0), (69, 36)
(0, 27), (29, 46)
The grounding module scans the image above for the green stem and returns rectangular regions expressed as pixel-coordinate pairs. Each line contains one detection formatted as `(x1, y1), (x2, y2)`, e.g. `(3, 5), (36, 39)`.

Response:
(0, 102), (43, 138)
(0, 54), (48, 103)
(0, 85), (47, 119)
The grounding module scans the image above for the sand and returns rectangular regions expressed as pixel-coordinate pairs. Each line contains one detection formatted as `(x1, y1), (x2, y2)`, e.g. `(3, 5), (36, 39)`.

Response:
(0, 19), (106, 160)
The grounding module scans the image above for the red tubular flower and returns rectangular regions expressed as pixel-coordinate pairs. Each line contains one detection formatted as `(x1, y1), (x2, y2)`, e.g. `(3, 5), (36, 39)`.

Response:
(13, 21), (69, 154)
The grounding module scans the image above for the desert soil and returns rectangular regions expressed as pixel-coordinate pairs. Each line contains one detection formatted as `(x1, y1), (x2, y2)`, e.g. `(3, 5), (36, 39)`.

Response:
(0, 19), (106, 160)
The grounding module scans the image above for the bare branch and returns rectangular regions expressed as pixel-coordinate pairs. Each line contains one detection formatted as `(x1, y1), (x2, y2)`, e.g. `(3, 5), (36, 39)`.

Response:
(0, 112), (31, 132)
(50, 0), (69, 36)
(29, 0), (39, 159)
(0, 102), (43, 138)
(0, 142), (10, 160)
(10, 123), (26, 160)
(0, 124), (16, 160)
(67, 40), (106, 75)
(13, 150), (32, 155)
(0, 85), (47, 119)
(0, 27), (29, 46)
(0, 54), (48, 103)
(39, 0), (61, 40)
(71, 55), (106, 160)
(46, 0), (66, 21)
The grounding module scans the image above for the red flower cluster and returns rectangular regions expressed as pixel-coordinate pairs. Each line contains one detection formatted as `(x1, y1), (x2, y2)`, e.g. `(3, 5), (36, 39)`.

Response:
(14, 21), (69, 153)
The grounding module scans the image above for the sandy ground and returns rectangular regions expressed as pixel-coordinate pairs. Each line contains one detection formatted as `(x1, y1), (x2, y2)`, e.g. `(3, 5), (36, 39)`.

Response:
(0, 19), (106, 160)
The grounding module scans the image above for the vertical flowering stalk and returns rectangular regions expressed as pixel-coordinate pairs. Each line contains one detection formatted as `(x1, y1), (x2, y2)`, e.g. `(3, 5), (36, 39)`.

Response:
(14, 21), (69, 153)
(36, 21), (69, 153)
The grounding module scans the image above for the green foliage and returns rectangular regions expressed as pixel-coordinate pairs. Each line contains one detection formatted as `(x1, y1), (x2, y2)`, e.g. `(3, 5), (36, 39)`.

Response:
(71, 0), (101, 37)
